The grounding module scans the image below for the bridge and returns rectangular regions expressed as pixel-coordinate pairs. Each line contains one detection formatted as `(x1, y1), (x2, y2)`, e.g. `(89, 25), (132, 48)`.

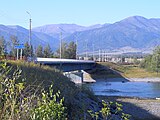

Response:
(34, 57), (96, 72)
(34, 58), (96, 83)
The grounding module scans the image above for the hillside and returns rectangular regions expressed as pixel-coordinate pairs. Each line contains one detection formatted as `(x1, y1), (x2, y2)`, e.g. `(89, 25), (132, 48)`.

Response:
(0, 25), (58, 51)
(32, 23), (103, 39)
(1, 16), (160, 53)
(1, 61), (99, 119)
(65, 16), (160, 53)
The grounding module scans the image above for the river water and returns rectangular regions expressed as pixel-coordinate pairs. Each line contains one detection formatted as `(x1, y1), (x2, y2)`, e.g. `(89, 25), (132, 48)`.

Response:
(88, 80), (160, 98)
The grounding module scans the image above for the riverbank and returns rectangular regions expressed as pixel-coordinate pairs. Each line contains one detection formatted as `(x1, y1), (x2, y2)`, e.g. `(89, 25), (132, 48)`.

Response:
(89, 77), (160, 82)
(84, 62), (160, 83)
(99, 62), (160, 78)
(98, 96), (160, 120)
(129, 77), (160, 82)
(85, 62), (160, 119)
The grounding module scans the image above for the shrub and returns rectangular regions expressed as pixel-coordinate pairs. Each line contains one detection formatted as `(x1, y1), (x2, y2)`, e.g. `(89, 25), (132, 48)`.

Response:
(31, 86), (67, 120)
(88, 100), (131, 120)
(0, 62), (67, 120)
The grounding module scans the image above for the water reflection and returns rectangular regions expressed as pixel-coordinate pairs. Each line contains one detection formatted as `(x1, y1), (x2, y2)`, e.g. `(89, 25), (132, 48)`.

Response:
(88, 81), (160, 98)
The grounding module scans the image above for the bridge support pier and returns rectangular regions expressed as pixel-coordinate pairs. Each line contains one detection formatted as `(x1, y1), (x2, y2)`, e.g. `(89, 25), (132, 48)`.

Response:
(64, 70), (84, 84)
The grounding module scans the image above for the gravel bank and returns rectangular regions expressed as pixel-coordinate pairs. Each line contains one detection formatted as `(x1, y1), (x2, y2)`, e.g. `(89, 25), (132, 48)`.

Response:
(129, 77), (160, 82)
(99, 96), (160, 120)
(93, 77), (160, 83)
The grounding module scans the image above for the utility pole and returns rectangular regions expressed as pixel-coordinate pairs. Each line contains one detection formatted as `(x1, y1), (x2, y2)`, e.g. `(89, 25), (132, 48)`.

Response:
(60, 32), (62, 59)
(99, 49), (101, 62)
(17, 49), (19, 60)
(93, 43), (95, 61)
(29, 18), (31, 46)
(105, 50), (107, 62)
(76, 38), (78, 59)
(85, 39), (88, 58)
(102, 50), (104, 62)
(58, 27), (66, 59)
(26, 11), (32, 58)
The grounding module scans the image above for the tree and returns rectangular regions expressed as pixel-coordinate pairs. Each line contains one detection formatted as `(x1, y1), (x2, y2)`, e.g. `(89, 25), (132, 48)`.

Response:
(151, 46), (160, 73)
(9, 35), (19, 57)
(22, 41), (34, 58)
(43, 44), (53, 58)
(30, 45), (34, 57)
(141, 46), (160, 74)
(56, 42), (67, 58)
(61, 42), (68, 58)
(36, 45), (43, 57)
(56, 42), (77, 59)
(141, 55), (152, 70)
(0, 36), (7, 55)
(67, 41), (76, 59)
(23, 42), (30, 57)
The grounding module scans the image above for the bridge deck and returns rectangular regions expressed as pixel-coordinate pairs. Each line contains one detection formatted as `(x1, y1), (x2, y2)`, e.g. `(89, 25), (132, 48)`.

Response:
(34, 58), (96, 72)
(35, 58), (95, 64)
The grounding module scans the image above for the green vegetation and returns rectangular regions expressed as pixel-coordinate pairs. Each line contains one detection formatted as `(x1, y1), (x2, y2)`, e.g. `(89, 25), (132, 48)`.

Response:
(0, 61), (67, 120)
(0, 34), (77, 59)
(43, 44), (53, 58)
(35, 44), (53, 58)
(35, 42), (77, 59)
(35, 41), (76, 58)
(87, 62), (129, 79)
(0, 36), (7, 55)
(140, 46), (160, 74)
(35, 45), (43, 57)
(0, 61), (131, 119)
(9, 35), (19, 57)
(56, 41), (77, 59)
(0, 35), (33, 58)
(31, 87), (66, 120)
(99, 62), (129, 73)
(93, 61), (160, 79)
(0, 61), (84, 119)
(88, 100), (131, 120)
(23, 42), (33, 57)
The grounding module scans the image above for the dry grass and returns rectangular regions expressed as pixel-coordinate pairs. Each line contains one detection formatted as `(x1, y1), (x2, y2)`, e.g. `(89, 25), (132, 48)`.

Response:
(123, 66), (160, 78)
(97, 62), (160, 78)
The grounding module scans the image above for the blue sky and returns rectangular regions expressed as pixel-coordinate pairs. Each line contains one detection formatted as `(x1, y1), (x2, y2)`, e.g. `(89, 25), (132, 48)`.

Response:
(0, 0), (160, 28)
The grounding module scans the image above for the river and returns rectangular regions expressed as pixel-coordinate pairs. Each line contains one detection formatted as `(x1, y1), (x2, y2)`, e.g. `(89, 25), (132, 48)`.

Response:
(88, 80), (160, 98)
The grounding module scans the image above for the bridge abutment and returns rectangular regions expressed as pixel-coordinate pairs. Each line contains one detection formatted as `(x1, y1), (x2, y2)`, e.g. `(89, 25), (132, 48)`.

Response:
(64, 70), (84, 84)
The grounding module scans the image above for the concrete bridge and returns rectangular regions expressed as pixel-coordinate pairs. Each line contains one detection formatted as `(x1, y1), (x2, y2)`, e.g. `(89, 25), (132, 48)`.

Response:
(34, 58), (95, 72)
(34, 58), (96, 83)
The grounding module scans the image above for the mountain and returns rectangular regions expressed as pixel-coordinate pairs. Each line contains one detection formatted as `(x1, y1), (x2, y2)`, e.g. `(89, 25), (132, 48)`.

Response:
(1, 16), (160, 54)
(0, 24), (104, 53)
(32, 24), (103, 39)
(0, 25), (58, 51)
(65, 16), (160, 53)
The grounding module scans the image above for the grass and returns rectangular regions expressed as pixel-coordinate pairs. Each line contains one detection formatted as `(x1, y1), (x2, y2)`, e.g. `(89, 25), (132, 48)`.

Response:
(86, 62), (129, 80)
(0, 60), (137, 119)
(95, 62), (160, 78)
(99, 62), (129, 73)
(1, 60), (97, 119)
(123, 66), (160, 78)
